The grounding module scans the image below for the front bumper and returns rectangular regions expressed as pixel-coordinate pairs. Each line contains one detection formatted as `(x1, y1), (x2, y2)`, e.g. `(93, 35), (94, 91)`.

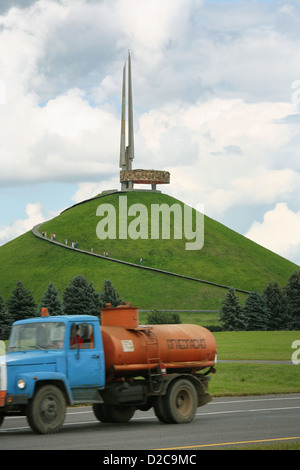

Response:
(0, 393), (29, 410)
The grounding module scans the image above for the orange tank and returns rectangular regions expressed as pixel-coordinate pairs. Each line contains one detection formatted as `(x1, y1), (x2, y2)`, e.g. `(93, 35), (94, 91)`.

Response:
(100, 303), (217, 377)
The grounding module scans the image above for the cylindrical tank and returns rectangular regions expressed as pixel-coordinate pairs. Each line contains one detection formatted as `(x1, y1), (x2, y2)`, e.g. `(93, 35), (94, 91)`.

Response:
(100, 303), (217, 376)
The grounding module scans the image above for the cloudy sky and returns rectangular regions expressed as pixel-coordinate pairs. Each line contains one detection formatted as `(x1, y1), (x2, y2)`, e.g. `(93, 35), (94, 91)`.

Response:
(0, 0), (300, 265)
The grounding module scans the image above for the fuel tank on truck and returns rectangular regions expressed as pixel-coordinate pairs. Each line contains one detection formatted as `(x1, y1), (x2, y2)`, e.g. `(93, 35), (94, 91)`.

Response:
(100, 303), (217, 378)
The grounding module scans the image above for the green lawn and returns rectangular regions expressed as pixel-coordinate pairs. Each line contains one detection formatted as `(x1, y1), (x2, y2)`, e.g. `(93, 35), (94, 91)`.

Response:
(208, 331), (300, 397)
(214, 330), (298, 361)
(210, 363), (300, 396)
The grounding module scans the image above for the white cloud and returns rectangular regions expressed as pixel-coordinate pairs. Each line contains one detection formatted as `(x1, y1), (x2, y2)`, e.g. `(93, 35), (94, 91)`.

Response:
(0, 85), (120, 184)
(71, 178), (120, 204)
(116, 0), (196, 58)
(245, 203), (300, 264)
(138, 98), (297, 216)
(0, 202), (44, 245)
(0, 0), (299, 265)
(0, 201), (63, 246)
(0, 0), (299, 190)
(233, 168), (300, 205)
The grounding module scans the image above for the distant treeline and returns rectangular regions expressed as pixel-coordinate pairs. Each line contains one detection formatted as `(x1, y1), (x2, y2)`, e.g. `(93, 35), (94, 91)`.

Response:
(0, 271), (299, 339)
(219, 271), (300, 331)
(0, 276), (122, 339)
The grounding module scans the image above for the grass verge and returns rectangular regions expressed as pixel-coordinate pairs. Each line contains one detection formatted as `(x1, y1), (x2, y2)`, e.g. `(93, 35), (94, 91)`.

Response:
(213, 330), (299, 361)
(209, 363), (300, 396)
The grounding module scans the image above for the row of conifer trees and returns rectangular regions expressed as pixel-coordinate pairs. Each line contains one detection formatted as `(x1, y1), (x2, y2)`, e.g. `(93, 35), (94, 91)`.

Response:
(1, 271), (299, 338)
(0, 276), (121, 339)
(219, 271), (300, 331)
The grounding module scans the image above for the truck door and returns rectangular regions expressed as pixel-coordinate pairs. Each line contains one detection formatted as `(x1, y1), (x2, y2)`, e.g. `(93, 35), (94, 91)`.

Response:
(67, 322), (105, 391)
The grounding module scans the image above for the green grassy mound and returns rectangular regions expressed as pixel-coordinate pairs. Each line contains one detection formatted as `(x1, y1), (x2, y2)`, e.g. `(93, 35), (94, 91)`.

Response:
(0, 191), (297, 309)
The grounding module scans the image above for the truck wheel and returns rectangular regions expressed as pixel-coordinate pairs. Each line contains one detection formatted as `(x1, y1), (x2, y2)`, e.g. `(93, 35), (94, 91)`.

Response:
(93, 404), (135, 423)
(0, 413), (4, 427)
(92, 403), (111, 422)
(165, 379), (197, 424)
(26, 385), (66, 434)
(153, 395), (170, 423)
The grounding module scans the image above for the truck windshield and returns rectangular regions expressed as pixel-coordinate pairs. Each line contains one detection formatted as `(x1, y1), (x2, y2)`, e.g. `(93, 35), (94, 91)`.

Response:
(7, 322), (65, 352)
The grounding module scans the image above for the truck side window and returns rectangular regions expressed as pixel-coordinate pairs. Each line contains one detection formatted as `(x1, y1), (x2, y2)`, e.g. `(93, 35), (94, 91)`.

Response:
(70, 325), (82, 349)
(80, 323), (94, 349)
(70, 323), (94, 349)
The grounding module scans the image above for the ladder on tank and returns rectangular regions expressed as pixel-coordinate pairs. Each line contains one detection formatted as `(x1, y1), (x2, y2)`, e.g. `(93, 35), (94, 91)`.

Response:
(140, 329), (163, 394)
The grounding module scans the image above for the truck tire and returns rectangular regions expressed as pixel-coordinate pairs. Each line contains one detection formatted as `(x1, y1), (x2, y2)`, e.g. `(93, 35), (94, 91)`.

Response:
(93, 404), (135, 423)
(0, 413), (4, 427)
(153, 395), (169, 423)
(92, 403), (110, 422)
(164, 378), (197, 424)
(26, 385), (66, 434)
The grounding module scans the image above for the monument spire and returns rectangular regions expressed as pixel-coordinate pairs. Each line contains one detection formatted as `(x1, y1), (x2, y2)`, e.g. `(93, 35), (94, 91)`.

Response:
(119, 52), (170, 191)
(119, 51), (134, 173)
(127, 50), (134, 168)
(119, 61), (126, 169)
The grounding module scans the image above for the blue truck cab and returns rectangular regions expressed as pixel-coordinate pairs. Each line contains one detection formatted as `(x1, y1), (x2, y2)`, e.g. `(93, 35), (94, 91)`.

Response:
(0, 314), (106, 433)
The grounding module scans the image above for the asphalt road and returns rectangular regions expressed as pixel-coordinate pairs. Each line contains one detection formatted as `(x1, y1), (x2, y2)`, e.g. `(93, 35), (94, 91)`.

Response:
(0, 394), (300, 451)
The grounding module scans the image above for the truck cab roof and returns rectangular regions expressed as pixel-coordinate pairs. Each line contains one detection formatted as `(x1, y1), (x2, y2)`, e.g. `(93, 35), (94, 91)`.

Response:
(13, 315), (100, 326)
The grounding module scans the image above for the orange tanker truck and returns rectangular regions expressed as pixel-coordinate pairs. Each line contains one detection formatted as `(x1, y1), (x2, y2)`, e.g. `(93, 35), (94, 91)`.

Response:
(0, 303), (217, 434)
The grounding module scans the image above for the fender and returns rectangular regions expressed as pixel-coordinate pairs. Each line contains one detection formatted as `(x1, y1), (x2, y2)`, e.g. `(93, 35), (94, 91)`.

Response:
(14, 371), (73, 405)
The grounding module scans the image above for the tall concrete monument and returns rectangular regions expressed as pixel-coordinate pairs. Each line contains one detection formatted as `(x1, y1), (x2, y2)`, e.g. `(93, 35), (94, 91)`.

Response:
(119, 52), (170, 191)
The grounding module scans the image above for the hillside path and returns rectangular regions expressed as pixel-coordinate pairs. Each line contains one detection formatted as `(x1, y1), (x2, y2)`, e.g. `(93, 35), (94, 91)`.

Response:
(32, 223), (250, 294)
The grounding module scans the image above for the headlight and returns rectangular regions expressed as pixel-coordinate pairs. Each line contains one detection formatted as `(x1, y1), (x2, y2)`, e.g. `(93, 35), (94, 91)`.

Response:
(17, 378), (26, 390)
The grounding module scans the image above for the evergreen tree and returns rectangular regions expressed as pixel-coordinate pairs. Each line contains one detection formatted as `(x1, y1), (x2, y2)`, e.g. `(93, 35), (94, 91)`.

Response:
(263, 281), (290, 330)
(0, 292), (10, 339)
(99, 280), (122, 308)
(0, 310), (13, 340)
(219, 288), (247, 331)
(0, 292), (4, 314)
(243, 290), (268, 331)
(6, 281), (37, 322)
(40, 282), (63, 316)
(285, 271), (300, 330)
(0, 292), (4, 330)
(63, 275), (100, 316)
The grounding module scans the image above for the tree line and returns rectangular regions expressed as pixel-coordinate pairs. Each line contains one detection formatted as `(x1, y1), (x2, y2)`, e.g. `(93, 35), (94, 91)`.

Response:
(1, 270), (299, 339)
(0, 276), (122, 339)
(219, 271), (300, 331)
